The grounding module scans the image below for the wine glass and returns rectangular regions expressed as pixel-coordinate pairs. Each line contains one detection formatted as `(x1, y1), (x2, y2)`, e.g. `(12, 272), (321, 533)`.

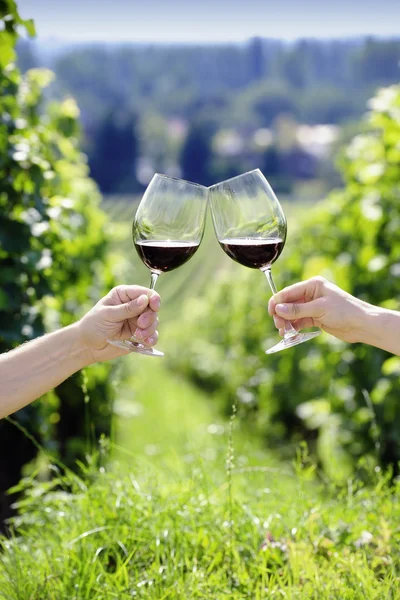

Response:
(208, 169), (320, 354)
(108, 174), (208, 356)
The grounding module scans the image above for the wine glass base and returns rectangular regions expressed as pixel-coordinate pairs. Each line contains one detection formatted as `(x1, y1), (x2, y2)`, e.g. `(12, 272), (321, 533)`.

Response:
(107, 339), (164, 357)
(265, 330), (321, 355)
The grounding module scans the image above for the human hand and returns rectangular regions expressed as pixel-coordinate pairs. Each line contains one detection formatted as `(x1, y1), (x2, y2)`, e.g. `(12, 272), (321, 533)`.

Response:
(268, 276), (369, 344)
(78, 285), (161, 363)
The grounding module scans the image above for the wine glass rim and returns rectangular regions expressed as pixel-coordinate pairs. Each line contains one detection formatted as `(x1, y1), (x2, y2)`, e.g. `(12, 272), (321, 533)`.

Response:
(208, 168), (263, 189)
(153, 173), (207, 189)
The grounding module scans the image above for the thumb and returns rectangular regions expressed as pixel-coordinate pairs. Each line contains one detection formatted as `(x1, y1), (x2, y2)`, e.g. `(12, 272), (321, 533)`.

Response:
(275, 298), (325, 321)
(106, 294), (149, 322)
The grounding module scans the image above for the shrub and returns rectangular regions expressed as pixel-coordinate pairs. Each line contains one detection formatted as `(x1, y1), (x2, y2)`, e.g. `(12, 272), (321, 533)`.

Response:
(169, 85), (400, 479)
(0, 1), (115, 523)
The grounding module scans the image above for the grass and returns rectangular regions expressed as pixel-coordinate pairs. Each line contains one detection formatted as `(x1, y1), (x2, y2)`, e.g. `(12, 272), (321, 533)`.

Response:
(0, 197), (398, 598)
(1, 360), (399, 599)
(0, 434), (399, 597)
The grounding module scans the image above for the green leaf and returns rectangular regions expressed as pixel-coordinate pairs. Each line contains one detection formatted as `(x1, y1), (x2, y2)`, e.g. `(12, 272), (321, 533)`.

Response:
(0, 31), (16, 68)
(22, 18), (36, 37)
(382, 357), (400, 377)
(0, 288), (9, 309)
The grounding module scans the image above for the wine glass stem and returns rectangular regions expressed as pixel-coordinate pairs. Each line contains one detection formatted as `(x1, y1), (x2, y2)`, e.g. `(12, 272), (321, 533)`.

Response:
(263, 268), (298, 339)
(127, 271), (159, 350)
(150, 271), (159, 290)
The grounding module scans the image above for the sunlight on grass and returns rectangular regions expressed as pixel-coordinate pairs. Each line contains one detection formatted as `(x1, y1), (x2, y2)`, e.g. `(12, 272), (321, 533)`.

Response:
(1, 449), (399, 598)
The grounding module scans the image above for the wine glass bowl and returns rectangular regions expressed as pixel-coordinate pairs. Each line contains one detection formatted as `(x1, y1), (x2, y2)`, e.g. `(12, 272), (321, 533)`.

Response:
(209, 169), (320, 354)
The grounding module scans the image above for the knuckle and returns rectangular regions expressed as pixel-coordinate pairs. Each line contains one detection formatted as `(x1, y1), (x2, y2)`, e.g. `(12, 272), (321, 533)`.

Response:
(108, 285), (124, 304)
(292, 303), (300, 316)
(311, 275), (326, 286)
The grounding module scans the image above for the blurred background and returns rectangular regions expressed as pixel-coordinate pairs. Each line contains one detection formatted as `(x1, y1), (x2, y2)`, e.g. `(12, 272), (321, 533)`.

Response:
(15, 0), (400, 197)
(1, 0), (400, 528)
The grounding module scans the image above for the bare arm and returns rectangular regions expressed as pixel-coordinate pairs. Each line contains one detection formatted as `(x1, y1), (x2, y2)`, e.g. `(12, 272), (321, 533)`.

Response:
(0, 323), (92, 418)
(357, 306), (400, 356)
(268, 276), (400, 356)
(0, 285), (161, 418)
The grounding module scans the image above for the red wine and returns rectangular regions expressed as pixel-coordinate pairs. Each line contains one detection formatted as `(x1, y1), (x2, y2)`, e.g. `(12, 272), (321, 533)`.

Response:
(135, 240), (200, 273)
(219, 237), (284, 270)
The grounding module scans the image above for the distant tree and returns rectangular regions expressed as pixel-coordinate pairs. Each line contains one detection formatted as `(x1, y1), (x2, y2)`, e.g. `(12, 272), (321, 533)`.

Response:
(262, 145), (280, 178)
(279, 42), (310, 89)
(352, 38), (400, 85)
(43, 38), (400, 140)
(55, 47), (133, 127)
(248, 37), (266, 81)
(300, 86), (363, 124)
(180, 120), (214, 186)
(16, 39), (37, 72)
(251, 84), (296, 126)
(88, 110), (139, 193)
(280, 148), (317, 180)
(262, 145), (294, 194)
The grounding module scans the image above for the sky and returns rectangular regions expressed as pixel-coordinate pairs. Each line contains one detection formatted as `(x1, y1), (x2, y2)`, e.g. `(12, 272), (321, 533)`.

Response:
(17, 0), (400, 44)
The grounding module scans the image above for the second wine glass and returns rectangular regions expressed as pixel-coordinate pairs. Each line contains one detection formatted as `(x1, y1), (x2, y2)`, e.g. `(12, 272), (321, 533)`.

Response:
(109, 174), (208, 356)
(209, 169), (320, 354)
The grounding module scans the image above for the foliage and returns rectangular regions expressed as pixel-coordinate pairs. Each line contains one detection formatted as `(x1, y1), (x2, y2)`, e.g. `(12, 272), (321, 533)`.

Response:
(352, 39), (400, 85)
(0, 1), (114, 522)
(50, 38), (400, 125)
(236, 80), (297, 127)
(298, 85), (363, 124)
(0, 449), (399, 598)
(88, 108), (140, 193)
(20, 35), (398, 193)
(169, 85), (400, 478)
(180, 119), (214, 186)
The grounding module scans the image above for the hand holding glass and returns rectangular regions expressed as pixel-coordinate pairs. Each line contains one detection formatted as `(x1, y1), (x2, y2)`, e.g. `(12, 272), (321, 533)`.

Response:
(108, 174), (208, 356)
(209, 169), (320, 354)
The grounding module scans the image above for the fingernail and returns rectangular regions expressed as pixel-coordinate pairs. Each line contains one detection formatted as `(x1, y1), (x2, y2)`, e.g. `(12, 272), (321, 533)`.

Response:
(150, 294), (161, 309)
(138, 295), (148, 307)
(276, 303), (288, 314)
(134, 328), (143, 340)
(148, 336), (156, 345)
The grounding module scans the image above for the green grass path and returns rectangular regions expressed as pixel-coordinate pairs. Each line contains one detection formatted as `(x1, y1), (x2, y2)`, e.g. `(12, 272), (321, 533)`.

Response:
(113, 354), (285, 483)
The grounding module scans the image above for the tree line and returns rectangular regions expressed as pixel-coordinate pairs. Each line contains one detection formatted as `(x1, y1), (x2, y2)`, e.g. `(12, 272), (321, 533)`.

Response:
(16, 36), (400, 193)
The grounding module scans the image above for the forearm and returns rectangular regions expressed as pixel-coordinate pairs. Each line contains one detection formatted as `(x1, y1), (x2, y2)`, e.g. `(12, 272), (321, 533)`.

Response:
(0, 323), (92, 418)
(357, 304), (400, 355)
